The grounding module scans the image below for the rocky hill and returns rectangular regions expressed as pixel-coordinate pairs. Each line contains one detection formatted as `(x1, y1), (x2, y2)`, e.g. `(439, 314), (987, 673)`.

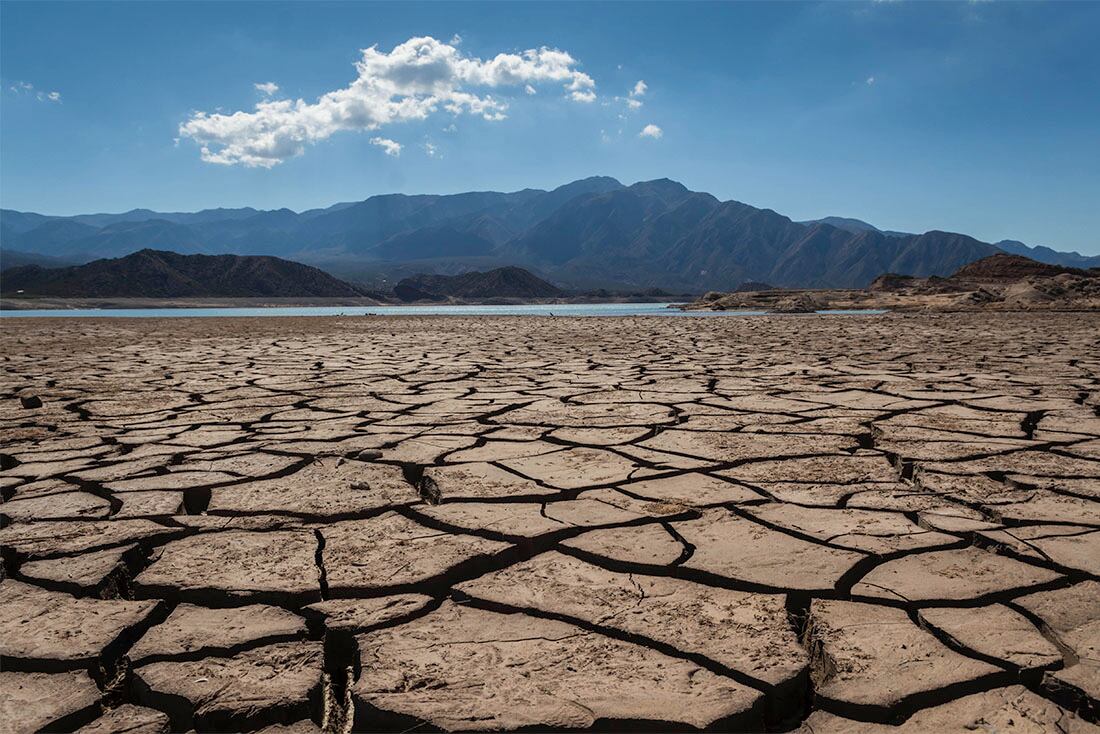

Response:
(3, 177), (1094, 291)
(950, 253), (1092, 281)
(0, 249), (370, 298)
(686, 254), (1100, 313)
(393, 267), (562, 302)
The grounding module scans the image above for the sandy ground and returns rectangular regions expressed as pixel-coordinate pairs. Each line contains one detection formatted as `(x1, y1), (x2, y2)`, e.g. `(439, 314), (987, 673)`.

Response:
(1, 313), (1098, 733)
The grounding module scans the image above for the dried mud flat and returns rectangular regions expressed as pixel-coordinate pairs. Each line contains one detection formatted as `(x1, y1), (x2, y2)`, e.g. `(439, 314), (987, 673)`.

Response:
(2, 313), (1099, 734)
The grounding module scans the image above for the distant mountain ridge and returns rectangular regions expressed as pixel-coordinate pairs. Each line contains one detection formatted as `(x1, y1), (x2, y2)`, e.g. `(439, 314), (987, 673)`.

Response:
(800, 216), (1100, 270)
(0, 249), (370, 298)
(4, 177), (1094, 289)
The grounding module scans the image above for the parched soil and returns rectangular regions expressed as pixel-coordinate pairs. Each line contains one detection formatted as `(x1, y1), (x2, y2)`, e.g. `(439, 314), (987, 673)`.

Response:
(1, 313), (1098, 733)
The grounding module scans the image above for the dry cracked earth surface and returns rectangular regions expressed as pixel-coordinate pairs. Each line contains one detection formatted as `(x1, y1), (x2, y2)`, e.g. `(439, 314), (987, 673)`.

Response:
(1, 313), (1099, 734)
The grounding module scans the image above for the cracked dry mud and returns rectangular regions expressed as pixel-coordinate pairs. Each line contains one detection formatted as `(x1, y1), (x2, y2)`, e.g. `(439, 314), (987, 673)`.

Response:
(1, 313), (1099, 733)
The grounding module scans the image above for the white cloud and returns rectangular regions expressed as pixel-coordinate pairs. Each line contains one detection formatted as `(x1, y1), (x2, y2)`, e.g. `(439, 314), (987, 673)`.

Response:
(613, 80), (647, 111)
(180, 35), (597, 167)
(639, 123), (663, 139)
(9, 81), (61, 102)
(369, 136), (402, 156)
(524, 84), (536, 95)
(866, 76), (876, 85)
(423, 141), (441, 158)
(255, 82), (280, 96)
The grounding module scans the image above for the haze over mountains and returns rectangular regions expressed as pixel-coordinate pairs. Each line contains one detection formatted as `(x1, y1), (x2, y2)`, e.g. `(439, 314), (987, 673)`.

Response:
(3, 177), (1095, 291)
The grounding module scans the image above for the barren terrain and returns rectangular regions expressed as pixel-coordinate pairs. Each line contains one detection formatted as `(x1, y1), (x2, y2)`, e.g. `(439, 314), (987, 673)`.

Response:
(2, 314), (1099, 733)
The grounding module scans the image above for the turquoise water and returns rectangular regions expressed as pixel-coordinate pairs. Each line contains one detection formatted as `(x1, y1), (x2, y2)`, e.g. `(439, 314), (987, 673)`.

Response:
(0, 303), (886, 318)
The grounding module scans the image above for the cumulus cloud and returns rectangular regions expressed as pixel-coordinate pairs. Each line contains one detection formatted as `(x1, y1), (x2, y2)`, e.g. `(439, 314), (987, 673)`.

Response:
(639, 123), (663, 139)
(630, 80), (647, 97)
(180, 36), (597, 167)
(255, 82), (280, 96)
(866, 76), (876, 85)
(423, 141), (441, 158)
(369, 136), (402, 156)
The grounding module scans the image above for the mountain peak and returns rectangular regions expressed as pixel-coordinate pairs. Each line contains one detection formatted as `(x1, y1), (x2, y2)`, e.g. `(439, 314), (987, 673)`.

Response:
(630, 178), (689, 194)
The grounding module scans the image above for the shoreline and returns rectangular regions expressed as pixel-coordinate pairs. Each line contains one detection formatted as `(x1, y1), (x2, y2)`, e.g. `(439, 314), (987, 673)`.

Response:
(0, 295), (684, 311)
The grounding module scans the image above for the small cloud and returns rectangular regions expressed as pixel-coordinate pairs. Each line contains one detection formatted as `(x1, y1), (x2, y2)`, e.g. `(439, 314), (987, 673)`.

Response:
(865, 76), (876, 85)
(423, 141), (441, 158)
(442, 122), (457, 133)
(369, 136), (402, 156)
(9, 81), (61, 102)
(450, 34), (463, 45)
(639, 123), (663, 139)
(255, 82), (280, 96)
(524, 84), (537, 95)
(615, 80), (647, 111)
(600, 129), (612, 144)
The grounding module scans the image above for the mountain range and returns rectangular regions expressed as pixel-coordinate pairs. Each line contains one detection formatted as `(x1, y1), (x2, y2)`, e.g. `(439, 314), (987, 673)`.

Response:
(3, 177), (1096, 290)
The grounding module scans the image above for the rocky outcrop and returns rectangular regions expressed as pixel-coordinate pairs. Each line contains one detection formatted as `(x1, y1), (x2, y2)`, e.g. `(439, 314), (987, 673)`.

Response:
(685, 253), (1100, 311)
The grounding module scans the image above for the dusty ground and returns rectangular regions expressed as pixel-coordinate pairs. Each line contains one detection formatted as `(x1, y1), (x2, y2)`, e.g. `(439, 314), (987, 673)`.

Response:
(1, 313), (1098, 733)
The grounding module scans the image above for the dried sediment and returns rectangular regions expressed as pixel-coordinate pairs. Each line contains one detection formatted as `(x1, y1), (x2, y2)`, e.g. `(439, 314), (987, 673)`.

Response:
(1, 313), (1098, 732)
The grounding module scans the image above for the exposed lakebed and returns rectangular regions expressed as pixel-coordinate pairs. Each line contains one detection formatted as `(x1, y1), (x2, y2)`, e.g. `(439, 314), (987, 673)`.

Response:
(1, 313), (1095, 733)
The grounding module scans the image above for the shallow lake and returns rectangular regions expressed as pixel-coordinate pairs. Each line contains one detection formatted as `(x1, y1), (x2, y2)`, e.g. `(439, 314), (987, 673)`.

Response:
(0, 303), (887, 318)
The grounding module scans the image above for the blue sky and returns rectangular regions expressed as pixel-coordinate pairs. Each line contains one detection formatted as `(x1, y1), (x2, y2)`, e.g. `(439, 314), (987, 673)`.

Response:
(2, 1), (1098, 254)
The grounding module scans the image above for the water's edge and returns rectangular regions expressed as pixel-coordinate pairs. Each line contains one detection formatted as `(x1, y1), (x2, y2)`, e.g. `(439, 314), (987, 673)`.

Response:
(0, 303), (889, 318)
